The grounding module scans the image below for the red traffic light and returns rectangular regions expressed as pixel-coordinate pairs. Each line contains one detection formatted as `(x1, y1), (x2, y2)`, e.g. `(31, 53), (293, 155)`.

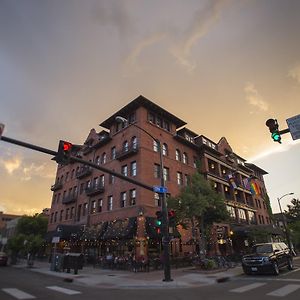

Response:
(168, 209), (175, 218)
(63, 141), (72, 152)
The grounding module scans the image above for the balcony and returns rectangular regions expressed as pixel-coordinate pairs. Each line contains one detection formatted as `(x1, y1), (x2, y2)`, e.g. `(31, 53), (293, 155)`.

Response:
(62, 193), (78, 205)
(76, 166), (92, 179)
(115, 143), (139, 161)
(51, 182), (63, 192)
(85, 183), (105, 196)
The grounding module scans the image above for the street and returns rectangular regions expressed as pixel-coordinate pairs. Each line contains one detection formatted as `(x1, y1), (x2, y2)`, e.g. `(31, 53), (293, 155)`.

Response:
(0, 259), (300, 300)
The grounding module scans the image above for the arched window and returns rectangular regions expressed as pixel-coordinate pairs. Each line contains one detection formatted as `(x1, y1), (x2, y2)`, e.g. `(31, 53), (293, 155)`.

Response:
(95, 156), (100, 165)
(131, 136), (137, 149)
(153, 140), (159, 152)
(123, 141), (129, 152)
(175, 149), (181, 161)
(162, 143), (168, 156)
(183, 152), (188, 164)
(101, 153), (107, 164)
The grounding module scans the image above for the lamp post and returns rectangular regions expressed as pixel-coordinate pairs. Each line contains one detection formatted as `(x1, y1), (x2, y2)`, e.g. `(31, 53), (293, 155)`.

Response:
(115, 116), (172, 282)
(277, 192), (294, 252)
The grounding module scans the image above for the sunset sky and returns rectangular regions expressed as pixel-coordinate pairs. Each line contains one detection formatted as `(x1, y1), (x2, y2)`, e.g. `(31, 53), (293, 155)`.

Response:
(1, 0), (300, 216)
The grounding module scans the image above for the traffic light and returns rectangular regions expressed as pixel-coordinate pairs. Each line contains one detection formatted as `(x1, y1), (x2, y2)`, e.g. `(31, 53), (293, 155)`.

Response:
(0, 123), (5, 138)
(265, 119), (281, 143)
(155, 210), (163, 234)
(55, 140), (73, 165)
(168, 209), (176, 227)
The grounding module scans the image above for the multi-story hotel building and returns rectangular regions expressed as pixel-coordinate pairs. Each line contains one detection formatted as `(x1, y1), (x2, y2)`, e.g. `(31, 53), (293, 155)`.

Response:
(47, 95), (272, 258)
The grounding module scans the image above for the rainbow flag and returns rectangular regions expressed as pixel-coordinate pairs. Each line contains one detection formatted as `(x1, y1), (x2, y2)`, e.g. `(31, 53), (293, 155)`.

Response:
(250, 179), (260, 196)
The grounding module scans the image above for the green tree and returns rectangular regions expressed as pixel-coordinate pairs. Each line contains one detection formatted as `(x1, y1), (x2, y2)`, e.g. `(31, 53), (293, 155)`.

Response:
(285, 198), (300, 222)
(167, 171), (229, 257)
(7, 214), (48, 260)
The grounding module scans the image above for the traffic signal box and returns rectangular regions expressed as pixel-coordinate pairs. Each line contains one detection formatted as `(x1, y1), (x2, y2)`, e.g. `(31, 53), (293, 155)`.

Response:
(155, 210), (163, 234)
(168, 209), (176, 227)
(55, 140), (73, 165)
(265, 119), (281, 143)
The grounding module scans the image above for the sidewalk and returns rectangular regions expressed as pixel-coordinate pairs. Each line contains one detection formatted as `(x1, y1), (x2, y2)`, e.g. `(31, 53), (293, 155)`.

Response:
(13, 260), (244, 289)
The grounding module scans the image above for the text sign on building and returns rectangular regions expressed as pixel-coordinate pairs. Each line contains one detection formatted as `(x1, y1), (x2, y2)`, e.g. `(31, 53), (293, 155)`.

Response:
(286, 114), (300, 140)
(153, 186), (168, 194)
(0, 123), (5, 137)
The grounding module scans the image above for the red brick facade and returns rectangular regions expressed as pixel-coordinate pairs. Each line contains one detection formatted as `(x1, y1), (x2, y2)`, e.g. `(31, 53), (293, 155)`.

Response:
(47, 95), (271, 257)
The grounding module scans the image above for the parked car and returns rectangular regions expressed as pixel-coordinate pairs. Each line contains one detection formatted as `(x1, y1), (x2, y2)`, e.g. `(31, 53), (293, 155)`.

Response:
(0, 252), (8, 266)
(242, 242), (293, 275)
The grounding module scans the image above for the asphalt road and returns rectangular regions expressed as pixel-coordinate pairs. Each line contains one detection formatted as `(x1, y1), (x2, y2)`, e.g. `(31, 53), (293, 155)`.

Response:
(0, 260), (299, 300)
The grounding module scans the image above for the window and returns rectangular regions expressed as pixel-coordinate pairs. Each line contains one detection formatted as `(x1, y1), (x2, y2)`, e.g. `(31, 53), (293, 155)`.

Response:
(77, 205), (81, 221)
(128, 112), (136, 124)
(97, 199), (103, 212)
(54, 212), (57, 222)
(238, 208), (247, 222)
(177, 172), (183, 185)
(175, 149), (181, 161)
(156, 116), (162, 127)
(101, 152), (107, 164)
(100, 175), (105, 187)
(130, 189), (136, 206)
(131, 136), (137, 149)
(86, 180), (91, 189)
(91, 201), (96, 214)
(154, 164), (160, 178)
(83, 203), (88, 216)
(184, 174), (190, 186)
(248, 211), (256, 224)
(148, 112), (155, 123)
(123, 141), (129, 152)
(153, 140), (159, 152)
(65, 172), (69, 182)
(111, 147), (116, 159)
(226, 206), (236, 218)
(121, 165), (128, 176)
(70, 207), (74, 219)
(109, 173), (115, 184)
(65, 208), (69, 220)
(71, 169), (75, 179)
(163, 120), (170, 132)
(120, 192), (127, 208)
(162, 143), (168, 156)
(154, 193), (161, 206)
(163, 167), (170, 181)
(50, 213), (54, 223)
(193, 157), (197, 168)
(59, 210), (63, 221)
(80, 183), (84, 194)
(131, 161), (137, 176)
(108, 196), (113, 211)
(182, 152), (188, 164)
(95, 156), (101, 165)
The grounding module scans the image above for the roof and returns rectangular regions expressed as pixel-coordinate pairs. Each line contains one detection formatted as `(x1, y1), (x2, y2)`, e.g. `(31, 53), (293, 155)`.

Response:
(99, 95), (187, 129)
(245, 163), (268, 175)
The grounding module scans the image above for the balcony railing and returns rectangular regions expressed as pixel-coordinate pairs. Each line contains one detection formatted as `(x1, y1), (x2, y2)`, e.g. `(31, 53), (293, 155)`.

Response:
(76, 166), (92, 179)
(85, 183), (105, 196)
(62, 193), (78, 205)
(115, 143), (139, 161)
(51, 182), (63, 192)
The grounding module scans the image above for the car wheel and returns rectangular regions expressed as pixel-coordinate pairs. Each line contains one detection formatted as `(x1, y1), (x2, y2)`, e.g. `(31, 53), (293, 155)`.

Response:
(273, 262), (279, 275)
(287, 258), (294, 270)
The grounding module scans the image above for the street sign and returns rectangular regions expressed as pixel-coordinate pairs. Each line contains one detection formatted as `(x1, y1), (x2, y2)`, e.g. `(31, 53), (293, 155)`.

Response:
(52, 236), (60, 243)
(153, 186), (168, 193)
(0, 123), (5, 137)
(286, 114), (300, 140)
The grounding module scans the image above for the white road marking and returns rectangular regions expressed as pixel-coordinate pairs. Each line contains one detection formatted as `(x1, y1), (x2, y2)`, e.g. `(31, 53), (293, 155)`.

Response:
(2, 288), (36, 299)
(46, 286), (81, 295)
(267, 284), (300, 297)
(230, 282), (267, 293)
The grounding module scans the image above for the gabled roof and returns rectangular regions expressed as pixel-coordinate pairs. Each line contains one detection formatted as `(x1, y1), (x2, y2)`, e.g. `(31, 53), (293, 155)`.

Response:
(100, 95), (186, 129)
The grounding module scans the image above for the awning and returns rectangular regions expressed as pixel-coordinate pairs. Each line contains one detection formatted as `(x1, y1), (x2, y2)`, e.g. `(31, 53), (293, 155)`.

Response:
(55, 224), (83, 241)
(101, 217), (137, 240)
(79, 222), (108, 241)
(231, 224), (283, 236)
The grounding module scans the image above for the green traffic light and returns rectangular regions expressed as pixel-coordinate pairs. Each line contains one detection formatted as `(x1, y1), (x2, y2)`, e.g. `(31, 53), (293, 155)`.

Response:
(272, 132), (281, 143)
(155, 220), (162, 226)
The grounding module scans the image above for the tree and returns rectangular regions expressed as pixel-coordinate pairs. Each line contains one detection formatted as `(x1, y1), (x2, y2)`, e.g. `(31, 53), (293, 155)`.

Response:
(7, 214), (48, 260)
(285, 198), (300, 222)
(167, 171), (229, 257)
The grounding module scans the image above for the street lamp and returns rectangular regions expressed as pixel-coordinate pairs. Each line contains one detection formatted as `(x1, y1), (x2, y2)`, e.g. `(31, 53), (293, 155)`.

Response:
(277, 192), (294, 252)
(115, 116), (172, 282)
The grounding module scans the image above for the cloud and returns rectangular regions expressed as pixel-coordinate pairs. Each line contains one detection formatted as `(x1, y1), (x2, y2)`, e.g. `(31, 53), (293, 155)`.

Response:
(248, 138), (300, 163)
(288, 63), (300, 84)
(244, 82), (269, 112)
(0, 156), (22, 174)
(170, 0), (231, 72)
(21, 162), (55, 181)
(124, 32), (166, 74)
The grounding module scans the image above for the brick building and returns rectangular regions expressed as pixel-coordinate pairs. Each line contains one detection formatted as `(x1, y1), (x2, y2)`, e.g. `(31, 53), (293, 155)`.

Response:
(47, 95), (272, 258)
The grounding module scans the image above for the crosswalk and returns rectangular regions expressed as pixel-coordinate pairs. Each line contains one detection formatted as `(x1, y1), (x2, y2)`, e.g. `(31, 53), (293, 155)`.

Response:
(230, 282), (300, 297)
(1, 286), (81, 299)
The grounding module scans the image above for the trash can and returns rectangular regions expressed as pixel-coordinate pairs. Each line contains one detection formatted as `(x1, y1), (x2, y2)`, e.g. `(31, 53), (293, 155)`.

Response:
(50, 253), (64, 272)
(63, 253), (84, 274)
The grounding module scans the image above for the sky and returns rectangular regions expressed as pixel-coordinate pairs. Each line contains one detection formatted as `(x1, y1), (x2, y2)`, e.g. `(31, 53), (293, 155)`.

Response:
(1, 0), (300, 216)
